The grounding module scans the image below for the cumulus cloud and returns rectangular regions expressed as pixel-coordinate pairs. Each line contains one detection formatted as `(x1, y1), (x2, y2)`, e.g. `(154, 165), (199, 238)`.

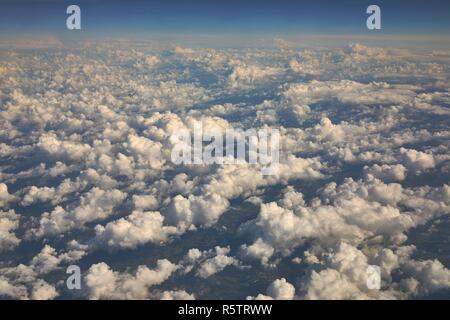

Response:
(239, 238), (274, 267)
(165, 155), (323, 231)
(0, 245), (71, 299)
(228, 64), (284, 88)
(195, 246), (240, 278)
(279, 80), (418, 109)
(31, 280), (58, 300)
(159, 290), (195, 300)
(247, 278), (296, 300)
(31, 187), (127, 237)
(30, 245), (63, 274)
(85, 259), (179, 299)
(21, 186), (56, 206)
(240, 176), (450, 265)
(297, 242), (450, 300)
(0, 210), (20, 252)
(92, 210), (179, 249)
(38, 134), (92, 161)
(363, 164), (407, 182)
(1, 41), (449, 300)
(177, 246), (242, 278)
(400, 148), (435, 172)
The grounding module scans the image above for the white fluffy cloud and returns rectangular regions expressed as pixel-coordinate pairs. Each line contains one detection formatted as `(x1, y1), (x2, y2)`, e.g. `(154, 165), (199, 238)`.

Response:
(228, 64), (284, 88)
(176, 246), (242, 279)
(159, 290), (195, 300)
(299, 242), (450, 300)
(165, 156), (323, 231)
(364, 164), (407, 182)
(400, 148), (435, 172)
(0, 210), (20, 252)
(240, 176), (450, 264)
(1, 42), (449, 300)
(195, 246), (240, 278)
(240, 238), (275, 267)
(21, 186), (56, 206)
(31, 280), (58, 300)
(0, 245), (73, 299)
(0, 183), (15, 207)
(38, 134), (92, 161)
(93, 210), (179, 249)
(85, 259), (179, 300)
(248, 241), (450, 300)
(31, 187), (127, 237)
(247, 278), (296, 300)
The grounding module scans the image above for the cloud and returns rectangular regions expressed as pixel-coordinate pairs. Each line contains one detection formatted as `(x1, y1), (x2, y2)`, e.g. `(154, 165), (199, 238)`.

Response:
(403, 259), (450, 295)
(38, 134), (92, 161)
(159, 290), (195, 300)
(240, 176), (450, 265)
(30, 245), (62, 274)
(21, 186), (56, 206)
(195, 246), (240, 278)
(0, 183), (15, 207)
(0, 245), (69, 300)
(92, 210), (179, 249)
(298, 242), (450, 300)
(132, 194), (159, 210)
(177, 246), (242, 278)
(239, 238), (274, 267)
(1, 42), (449, 300)
(400, 148), (436, 172)
(85, 259), (179, 299)
(0, 210), (20, 252)
(31, 187), (127, 237)
(279, 80), (418, 108)
(0, 276), (28, 300)
(31, 280), (58, 300)
(363, 164), (407, 182)
(164, 155), (323, 231)
(247, 278), (296, 300)
(124, 135), (165, 170)
(228, 64), (284, 88)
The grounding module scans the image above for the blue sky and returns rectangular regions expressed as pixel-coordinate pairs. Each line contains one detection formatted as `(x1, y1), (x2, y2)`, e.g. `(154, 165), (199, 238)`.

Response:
(1, 0), (450, 40)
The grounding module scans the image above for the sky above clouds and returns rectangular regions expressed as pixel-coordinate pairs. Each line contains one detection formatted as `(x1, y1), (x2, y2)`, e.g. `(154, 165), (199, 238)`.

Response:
(1, 0), (450, 39)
